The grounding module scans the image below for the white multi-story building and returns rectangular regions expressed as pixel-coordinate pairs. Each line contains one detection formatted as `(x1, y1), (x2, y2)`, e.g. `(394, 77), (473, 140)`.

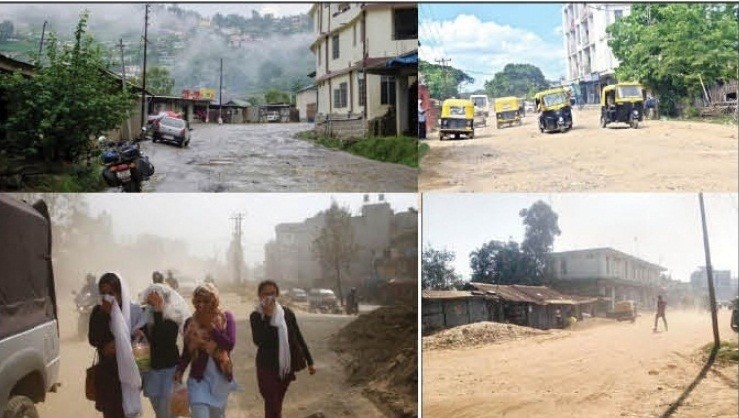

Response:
(548, 247), (665, 309)
(562, 3), (631, 104)
(309, 3), (418, 138)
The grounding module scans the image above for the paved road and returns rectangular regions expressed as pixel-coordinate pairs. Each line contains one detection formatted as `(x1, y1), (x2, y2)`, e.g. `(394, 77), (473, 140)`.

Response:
(420, 109), (738, 192)
(132, 123), (416, 192)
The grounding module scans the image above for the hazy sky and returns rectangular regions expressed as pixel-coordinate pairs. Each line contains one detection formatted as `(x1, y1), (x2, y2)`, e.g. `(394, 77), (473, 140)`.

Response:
(86, 193), (418, 267)
(180, 3), (312, 18)
(423, 193), (739, 282)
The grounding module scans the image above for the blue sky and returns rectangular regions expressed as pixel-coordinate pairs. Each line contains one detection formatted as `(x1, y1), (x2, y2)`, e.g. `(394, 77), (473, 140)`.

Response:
(420, 3), (567, 91)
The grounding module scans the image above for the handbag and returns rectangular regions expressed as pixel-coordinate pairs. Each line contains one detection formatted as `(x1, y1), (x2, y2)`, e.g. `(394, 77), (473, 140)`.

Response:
(85, 351), (98, 402)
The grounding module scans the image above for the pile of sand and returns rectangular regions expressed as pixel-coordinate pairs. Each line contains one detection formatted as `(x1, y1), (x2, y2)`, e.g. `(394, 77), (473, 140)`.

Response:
(423, 321), (549, 351)
(331, 304), (417, 417)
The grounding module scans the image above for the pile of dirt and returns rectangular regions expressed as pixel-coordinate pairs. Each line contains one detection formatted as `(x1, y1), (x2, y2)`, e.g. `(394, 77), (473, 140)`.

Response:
(331, 304), (417, 417)
(423, 321), (550, 351)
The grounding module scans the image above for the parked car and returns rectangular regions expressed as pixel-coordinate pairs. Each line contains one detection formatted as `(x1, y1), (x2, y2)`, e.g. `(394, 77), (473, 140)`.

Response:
(266, 111), (280, 123)
(0, 195), (60, 418)
(152, 117), (192, 147)
(308, 288), (340, 314)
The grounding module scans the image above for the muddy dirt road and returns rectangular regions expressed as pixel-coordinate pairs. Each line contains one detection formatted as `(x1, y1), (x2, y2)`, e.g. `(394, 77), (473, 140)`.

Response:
(38, 293), (386, 418)
(419, 109), (738, 192)
(423, 310), (738, 418)
(133, 123), (416, 192)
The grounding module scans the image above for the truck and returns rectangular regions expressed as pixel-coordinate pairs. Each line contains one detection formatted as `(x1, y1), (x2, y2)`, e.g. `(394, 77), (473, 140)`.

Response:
(0, 195), (60, 418)
(469, 94), (490, 127)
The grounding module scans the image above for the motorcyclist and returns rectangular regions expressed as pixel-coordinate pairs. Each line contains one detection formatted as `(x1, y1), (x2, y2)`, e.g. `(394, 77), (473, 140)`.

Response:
(75, 273), (99, 304)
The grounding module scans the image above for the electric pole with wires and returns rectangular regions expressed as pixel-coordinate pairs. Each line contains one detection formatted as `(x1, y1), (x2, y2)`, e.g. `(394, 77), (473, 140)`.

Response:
(435, 57), (452, 99)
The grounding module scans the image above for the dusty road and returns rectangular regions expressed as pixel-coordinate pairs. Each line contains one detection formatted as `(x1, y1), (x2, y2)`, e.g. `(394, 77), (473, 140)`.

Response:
(131, 123), (416, 192)
(423, 310), (738, 418)
(419, 108), (738, 192)
(38, 293), (387, 418)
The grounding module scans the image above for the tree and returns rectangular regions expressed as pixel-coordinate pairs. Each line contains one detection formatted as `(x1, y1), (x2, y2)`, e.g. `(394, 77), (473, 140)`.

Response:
(312, 202), (358, 306)
(608, 4), (739, 115)
(0, 11), (135, 163)
(422, 246), (462, 290)
(0, 20), (14, 42)
(469, 240), (538, 285)
(146, 66), (175, 96)
(483, 63), (549, 99)
(419, 59), (475, 100)
(264, 88), (291, 104)
(519, 200), (561, 283)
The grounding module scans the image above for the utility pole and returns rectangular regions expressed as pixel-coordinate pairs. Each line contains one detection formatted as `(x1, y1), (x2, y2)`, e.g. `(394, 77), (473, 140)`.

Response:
(435, 57), (452, 99)
(37, 20), (48, 64)
(219, 58), (224, 123)
(119, 39), (132, 140)
(698, 192), (720, 348)
(230, 213), (245, 284)
(141, 4), (150, 127)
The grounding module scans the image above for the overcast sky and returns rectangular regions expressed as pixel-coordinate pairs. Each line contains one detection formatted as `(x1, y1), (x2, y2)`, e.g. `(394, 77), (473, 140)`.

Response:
(423, 193), (739, 282)
(85, 193), (418, 267)
(420, 3), (567, 91)
(179, 3), (312, 18)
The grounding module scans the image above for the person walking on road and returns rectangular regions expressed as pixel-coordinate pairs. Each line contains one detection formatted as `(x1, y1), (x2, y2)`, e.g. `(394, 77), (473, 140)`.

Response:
(251, 280), (316, 418)
(88, 272), (147, 418)
(418, 99), (427, 140)
(175, 283), (239, 418)
(654, 295), (668, 332)
(139, 283), (190, 418)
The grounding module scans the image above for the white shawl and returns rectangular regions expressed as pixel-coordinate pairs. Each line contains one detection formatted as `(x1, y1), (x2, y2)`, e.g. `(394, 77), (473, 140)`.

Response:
(139, 283), (191, 334)
(255, 302), (291, 379)
(102, 273), (142, 418)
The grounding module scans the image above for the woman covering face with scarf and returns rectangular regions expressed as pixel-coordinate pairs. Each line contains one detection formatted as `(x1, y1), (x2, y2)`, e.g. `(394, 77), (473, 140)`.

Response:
(250, 280), (316, 418)
(138, 283), (190, 418)
(175, 283), (238, 418)
(88, 272), (146, 418)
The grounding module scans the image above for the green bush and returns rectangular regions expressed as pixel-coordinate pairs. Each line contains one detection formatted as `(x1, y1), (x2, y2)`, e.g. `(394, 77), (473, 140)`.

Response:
(297, 131), (419, 168)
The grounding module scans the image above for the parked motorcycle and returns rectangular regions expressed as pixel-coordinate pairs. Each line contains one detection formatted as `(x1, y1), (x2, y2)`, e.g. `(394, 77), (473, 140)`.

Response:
(99, 136), (155, 192)
(72, 290), (97, 340)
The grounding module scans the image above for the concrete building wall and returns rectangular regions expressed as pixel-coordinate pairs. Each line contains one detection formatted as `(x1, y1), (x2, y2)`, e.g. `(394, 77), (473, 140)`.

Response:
(550, 248), (662, 285)
(296, 88), (317, 122)
(365, 7), (417, 58)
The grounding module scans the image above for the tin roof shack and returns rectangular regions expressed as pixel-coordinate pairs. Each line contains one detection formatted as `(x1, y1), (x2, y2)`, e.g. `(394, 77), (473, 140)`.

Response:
(149, 95), (212, 125)
(422, 290), (489, 335)
(468, 283), (598, 330)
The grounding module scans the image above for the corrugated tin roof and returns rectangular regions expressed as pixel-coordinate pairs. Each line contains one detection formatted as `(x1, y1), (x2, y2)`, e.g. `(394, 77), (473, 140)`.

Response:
(422, 290), (477, 300)
(468, 282), (597, 305)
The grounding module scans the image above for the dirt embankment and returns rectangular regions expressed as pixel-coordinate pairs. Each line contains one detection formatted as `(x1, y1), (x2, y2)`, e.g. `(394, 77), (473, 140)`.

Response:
(423, 321), (553, 351)
(332, 304), (418, 417)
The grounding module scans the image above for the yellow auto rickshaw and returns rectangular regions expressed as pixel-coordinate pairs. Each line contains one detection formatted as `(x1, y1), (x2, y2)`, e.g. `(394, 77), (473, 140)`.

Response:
(600, 83), (645, 129)
(534, 88), (573, 133)
(439, 99), (475, 140)
(494, 96), (523, 129)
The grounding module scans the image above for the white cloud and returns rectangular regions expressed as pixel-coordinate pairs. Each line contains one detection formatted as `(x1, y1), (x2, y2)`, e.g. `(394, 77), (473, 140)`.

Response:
(420, 14), (567, 91)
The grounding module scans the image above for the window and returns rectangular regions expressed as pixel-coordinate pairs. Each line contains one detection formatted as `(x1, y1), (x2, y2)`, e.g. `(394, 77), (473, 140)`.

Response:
(334, 82), (348, 108)
(332, 34), (339, 60)
(393, 8), (417, 40)
(381, 76), (396, 105)
(317, 44), (321, 65)
(353, 23), (356, 46)
(614, 10), (623, 20)
(358, 78), (366, 107)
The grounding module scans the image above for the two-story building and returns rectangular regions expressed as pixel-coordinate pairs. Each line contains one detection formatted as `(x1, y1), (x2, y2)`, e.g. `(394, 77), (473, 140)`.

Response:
(548, 247), (665, 310)
(309, 3), (418, 139)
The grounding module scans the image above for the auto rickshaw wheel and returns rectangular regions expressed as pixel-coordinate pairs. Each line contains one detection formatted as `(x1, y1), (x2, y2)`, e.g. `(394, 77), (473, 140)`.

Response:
(454, 133), (460, 140)
(600, 116), (607, 128)
(630, 120), (639, 129)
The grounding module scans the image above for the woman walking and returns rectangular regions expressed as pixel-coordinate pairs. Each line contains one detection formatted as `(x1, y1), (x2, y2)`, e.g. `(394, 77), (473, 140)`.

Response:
(88, 272), (146, 418)
(175, 283), (238, 418)
(251, 280), (316, 418)
(139, 283), (190, 418)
